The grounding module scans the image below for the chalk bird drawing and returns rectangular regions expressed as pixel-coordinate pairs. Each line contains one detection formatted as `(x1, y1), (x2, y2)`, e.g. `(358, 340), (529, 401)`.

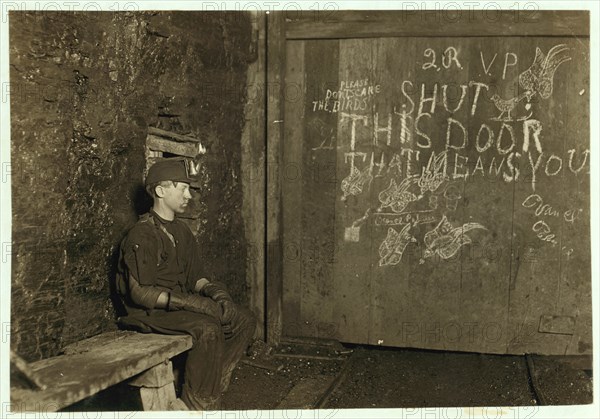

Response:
(490, 44), (571, 121)
(490, 90), (534, 121)
(421, 215), (486, 261)
(519, 44), (571, 100)
(379, 224), (417, 266)
(341, 164), (373, 201)
(378, 175), (420, 213)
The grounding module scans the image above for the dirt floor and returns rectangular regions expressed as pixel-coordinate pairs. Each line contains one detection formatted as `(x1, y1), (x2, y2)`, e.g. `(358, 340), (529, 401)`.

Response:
(65, 339), (593, 411)
(222, 340), (593, 410)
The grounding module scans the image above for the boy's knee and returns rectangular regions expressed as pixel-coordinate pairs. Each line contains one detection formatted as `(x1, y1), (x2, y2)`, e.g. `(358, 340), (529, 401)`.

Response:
(190, 317), (223, 343)
(203, 321), (224, 342)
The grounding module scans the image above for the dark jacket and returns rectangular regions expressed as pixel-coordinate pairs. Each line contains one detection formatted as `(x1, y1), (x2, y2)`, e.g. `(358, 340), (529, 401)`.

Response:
(116, 210), (203, 318)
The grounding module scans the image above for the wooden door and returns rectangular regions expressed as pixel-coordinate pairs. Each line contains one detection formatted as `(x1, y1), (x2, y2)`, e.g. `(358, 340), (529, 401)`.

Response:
(274, 11), (591, 355)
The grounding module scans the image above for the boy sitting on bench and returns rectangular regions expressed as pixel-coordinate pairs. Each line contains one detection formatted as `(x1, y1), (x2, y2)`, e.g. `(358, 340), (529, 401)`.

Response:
(116, 157), (256, 410)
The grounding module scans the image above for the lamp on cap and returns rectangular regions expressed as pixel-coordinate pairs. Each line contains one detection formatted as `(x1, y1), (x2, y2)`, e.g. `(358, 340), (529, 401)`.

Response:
(145, 157), (196, 186)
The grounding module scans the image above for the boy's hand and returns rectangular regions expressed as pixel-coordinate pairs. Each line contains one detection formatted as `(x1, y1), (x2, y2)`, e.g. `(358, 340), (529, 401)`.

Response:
(220, 300), (237, 325)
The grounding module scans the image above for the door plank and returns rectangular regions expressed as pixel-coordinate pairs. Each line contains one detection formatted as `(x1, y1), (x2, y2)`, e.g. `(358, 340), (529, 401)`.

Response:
(282, 40), (306, 337)
(297, 40), (340, 339)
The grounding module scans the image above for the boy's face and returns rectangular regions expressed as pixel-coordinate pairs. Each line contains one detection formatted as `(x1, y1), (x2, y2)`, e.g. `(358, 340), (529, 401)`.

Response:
(159, 181), (192, 214)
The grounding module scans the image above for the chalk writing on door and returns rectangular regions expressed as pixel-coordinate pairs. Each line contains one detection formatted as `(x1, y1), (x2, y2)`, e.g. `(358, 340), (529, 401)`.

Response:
(314, 44), (587, 266)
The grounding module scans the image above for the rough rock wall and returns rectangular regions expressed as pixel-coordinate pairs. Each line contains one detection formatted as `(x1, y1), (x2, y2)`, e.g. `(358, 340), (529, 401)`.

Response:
(10, 11), (254, 361)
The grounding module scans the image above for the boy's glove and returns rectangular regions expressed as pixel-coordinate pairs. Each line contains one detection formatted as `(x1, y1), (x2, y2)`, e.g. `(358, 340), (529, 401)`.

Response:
(202, 282), (237, 324)
(219, 300), (237, 325)
(168, 292), (221, 320)
(202, 282), (233, 303)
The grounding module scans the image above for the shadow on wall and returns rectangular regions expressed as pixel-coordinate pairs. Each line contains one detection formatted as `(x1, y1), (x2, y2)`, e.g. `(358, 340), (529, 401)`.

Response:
(132, 183), (154, 217)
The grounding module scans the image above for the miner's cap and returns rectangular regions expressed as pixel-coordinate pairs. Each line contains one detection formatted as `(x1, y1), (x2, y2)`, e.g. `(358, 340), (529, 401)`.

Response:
(145, 157), (195, 186)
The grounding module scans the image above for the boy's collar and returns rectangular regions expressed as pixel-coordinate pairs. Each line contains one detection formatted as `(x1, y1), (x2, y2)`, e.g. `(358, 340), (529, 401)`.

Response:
(150, 209), (174, 224)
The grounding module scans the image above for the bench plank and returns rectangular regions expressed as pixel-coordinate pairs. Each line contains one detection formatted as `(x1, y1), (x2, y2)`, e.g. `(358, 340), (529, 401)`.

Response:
(10, 332), (192, 412)
(10, 350), (46, 390)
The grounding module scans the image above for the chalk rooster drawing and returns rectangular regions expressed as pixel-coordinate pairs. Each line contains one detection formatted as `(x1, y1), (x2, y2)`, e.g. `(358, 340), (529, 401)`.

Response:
(519, 44), (571, 99)
(421, 215), (486, 261)
(491, 44), (571, 121)
(379, 224), (417, 266)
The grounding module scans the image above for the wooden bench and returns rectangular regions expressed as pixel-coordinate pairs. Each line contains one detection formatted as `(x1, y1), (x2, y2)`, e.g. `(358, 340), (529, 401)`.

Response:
(10, 331), (192, 412)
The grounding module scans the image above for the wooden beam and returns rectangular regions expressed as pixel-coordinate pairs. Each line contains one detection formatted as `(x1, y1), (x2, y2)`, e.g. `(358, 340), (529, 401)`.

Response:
(279, 336), (344, 350)
(241, 10), (267, 341)
(314, 357), (353, 408)
(266, 11), (285, 346)
(285, 10), (589, 39)
(276, 376), (337, 409)
(147, 126), (203, 143)
(272, 353), (347, 362)
(532, 355), (593, 372)
(146, 134), (203, 157)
